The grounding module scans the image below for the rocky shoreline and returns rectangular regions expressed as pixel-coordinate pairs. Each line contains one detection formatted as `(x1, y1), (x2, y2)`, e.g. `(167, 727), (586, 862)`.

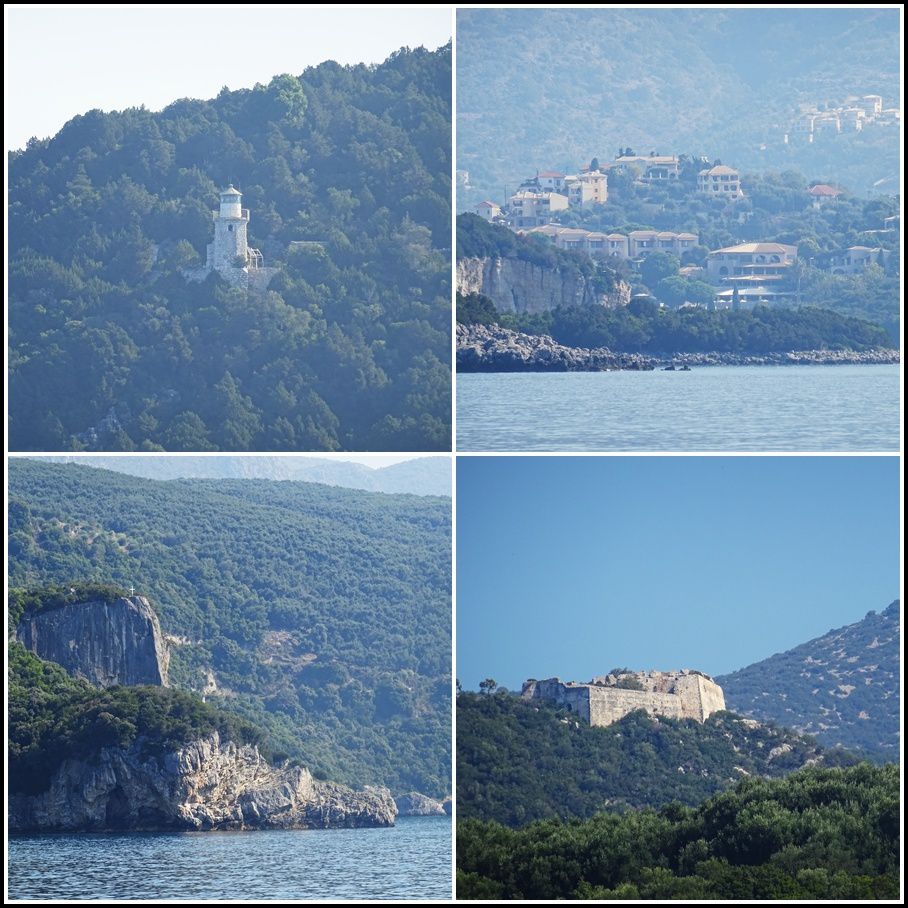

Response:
(457, 323), (654, 372)
(457, 323), (900, 373)
(9, 732), (397, 833)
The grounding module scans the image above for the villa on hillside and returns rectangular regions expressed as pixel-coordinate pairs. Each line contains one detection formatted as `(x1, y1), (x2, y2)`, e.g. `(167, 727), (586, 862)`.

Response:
(706, 242), (798, 281)
(473, 200), (502, 221)
(565, 170), (608, 206)
(822, 245), (887, 275)
(808, 184), (843, 208)
(615, 153), (681, 182)
(698, 165), (743, 198)
(707, 241), (798, 307)
(525, 225), (698, 259)
(508, 190), (569, 228)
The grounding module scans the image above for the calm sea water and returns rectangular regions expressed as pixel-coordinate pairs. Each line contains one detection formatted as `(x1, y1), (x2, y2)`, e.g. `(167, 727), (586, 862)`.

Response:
(7, 816), (451, 901)
(457, 365), (900, 451)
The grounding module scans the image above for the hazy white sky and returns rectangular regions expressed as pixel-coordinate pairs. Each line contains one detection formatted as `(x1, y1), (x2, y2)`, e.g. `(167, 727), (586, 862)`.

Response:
(4, 4), (452, 151)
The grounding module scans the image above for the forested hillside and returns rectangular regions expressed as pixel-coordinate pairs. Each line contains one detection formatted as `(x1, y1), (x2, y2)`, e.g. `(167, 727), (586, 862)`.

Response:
(457, 8), (899, 204)
(9, 45), (451, 451)
(8, 459), (451, 798)
(458, 763), (899, 899)
(719, 602), (900, 760)
(457, 691), (858, 827)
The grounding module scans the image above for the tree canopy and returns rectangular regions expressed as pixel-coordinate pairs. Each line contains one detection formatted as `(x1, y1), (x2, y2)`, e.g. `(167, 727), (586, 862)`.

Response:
(9, 45), (452, 451)
(457, 762), (899, 899)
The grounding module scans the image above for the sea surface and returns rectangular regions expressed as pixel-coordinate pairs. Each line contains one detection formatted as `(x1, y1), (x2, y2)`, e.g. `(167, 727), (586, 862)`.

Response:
(457, 364), (900, 451)
(7, 815), (451, 901)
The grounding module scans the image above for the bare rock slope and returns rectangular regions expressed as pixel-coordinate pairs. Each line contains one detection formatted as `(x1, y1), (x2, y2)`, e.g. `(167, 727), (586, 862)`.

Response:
(17, 596), (169, 687)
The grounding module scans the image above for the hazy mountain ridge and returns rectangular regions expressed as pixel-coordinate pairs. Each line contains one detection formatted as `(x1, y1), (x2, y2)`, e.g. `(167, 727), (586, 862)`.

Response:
(30, 455), (451, 497)
(718, 601), (900, 759)
(457, 8), (899, 205)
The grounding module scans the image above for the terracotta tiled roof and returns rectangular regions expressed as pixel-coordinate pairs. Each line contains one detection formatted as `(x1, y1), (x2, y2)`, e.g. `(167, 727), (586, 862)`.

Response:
(808, 184), (842, 196)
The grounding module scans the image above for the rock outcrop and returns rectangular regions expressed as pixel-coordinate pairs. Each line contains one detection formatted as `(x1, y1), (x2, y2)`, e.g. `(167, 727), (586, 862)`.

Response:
(651, 349), (901, 367)
(9, 731), (397, 833)
(457, 256), (631, 313)
(394, 792), (448, 816)
(16, 596), (169, 688)
(457, 324), (899, 373)
(457, 322), (655, 372)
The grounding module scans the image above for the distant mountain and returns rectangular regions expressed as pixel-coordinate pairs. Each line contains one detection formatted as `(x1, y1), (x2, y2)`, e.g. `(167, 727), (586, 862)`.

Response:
(718, 602), (900, 760)
(30, 455), (451, 497)
(457, 8), (899, 205)
(456, 691), (857, 827)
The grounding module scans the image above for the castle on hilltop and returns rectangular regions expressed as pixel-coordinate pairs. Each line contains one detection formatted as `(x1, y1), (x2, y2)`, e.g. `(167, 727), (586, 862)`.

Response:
(522, 669), (726, 727)
(184, 185), (278, 292)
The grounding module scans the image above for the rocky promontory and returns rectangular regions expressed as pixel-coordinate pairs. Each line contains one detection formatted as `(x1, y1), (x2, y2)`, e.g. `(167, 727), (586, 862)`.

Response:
(394, 791), (449, 816)
(16, 596), (169, 687)
(457, 323), (900, 372)
(9, 731), (397, 833)
(457, 323), (655, 372)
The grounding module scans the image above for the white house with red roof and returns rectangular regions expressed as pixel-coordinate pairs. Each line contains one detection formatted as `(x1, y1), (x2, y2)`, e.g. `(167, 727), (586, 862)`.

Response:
(473, 200), (502, 222)
(808, 184), (843, 208)
(536, 171), (566, 192)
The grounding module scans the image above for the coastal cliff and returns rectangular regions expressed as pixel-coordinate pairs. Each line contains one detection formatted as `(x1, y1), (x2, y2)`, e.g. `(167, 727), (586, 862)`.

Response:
(16, 596), (169, 687)
(457, 256), (631, 314)
(9, 731), (397, 833)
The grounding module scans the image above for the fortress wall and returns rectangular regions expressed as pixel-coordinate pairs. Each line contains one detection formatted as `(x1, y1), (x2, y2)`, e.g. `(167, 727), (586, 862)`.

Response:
(587, 687), (685, 726)
(526, 671), (726, 727)
(696, 674), (727, 719)
(528, 679), (591, 722)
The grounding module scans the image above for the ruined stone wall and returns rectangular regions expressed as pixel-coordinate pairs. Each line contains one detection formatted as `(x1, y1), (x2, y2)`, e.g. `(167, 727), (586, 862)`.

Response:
(523, 678), (592, 722)
(588, 687), (687, 725)
(525, 671), (726, 727)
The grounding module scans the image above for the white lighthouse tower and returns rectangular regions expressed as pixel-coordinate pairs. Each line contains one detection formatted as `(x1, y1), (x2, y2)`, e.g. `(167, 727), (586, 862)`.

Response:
(184, 185), (275, 291)
(206, 185), (263, 272)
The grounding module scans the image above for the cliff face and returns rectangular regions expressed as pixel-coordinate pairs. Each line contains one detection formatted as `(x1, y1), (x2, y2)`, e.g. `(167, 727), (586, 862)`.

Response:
(16, 596), (169, 687)
(9, 731), (397, 833)
(457, 256), (631, 313)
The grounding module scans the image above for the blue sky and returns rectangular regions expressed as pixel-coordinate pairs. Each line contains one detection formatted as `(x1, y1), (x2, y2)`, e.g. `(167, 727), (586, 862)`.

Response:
(4, 6), (452, 151)
(456, 456), (900, 691)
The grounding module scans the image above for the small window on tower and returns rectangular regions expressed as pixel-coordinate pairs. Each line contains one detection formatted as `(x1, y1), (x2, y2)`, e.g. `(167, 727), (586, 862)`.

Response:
(228, 225), (233, 232)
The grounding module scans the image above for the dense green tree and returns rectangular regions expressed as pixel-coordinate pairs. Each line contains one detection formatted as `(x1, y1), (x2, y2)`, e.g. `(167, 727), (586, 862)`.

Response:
(457, 763), (899, 899)
(640, 251), (680, 289)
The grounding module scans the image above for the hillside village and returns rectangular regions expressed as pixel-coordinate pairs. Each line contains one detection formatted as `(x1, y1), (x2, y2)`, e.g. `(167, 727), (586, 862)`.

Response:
(785, 93), (901, 144)
(470, 149), (897, 311)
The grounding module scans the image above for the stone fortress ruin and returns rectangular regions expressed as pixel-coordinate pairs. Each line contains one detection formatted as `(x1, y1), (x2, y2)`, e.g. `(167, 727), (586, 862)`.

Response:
(522, 669), (726, 727)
